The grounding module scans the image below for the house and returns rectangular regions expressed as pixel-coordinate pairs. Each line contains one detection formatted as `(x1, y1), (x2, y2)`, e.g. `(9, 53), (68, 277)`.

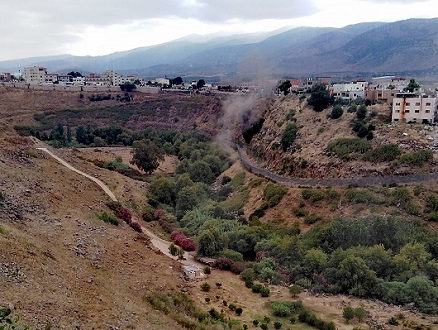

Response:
(392, 92), (438, 124)
(0, 72), (12, 82)
(332, 79), (368, 100)
(182, 265), (205, 280)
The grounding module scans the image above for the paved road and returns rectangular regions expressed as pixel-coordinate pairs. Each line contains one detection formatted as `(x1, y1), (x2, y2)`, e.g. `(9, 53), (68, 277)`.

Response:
(36, 146), (203, 268)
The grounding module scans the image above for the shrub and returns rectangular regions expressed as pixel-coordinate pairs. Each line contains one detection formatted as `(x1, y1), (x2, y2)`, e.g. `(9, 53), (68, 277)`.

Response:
(388, 317), (399, 326)
(130, 221), (142, 232)
(304, 214), (322, 225)
(327, 138), (371, 161)
(153, 208), (165, 220)
(272, 301), (291, 317)
(363, 144), (401, 162)
(235, 307), (243, 316)
(260, 286), (270, 297)
(274, 321), (282, 329)
(117, 208), (132, 224)
(354, 307), (367, 322)
(253, 319), (259, 326)
(343, 306), (355, 323)
(281, 123), (298, 151)
(294, 208), (307, 217)
(399, 149), (433, 166)
(345, 188), (384, 205)
(205, 297), (210, 303)
(264, 183), (288, 207)
(228, 304), (236, 311)
(301, 189), (325, 203)
(98, 212), (119, 226)
(201, 282), (211, 292)
(170, 231), (196, 251)
(203, 266), (211, 275)
(141, 212), (153, 222)
(330, 105), (344, 119)
(252, 284), (263, 293)
(221, 176), (231, 185)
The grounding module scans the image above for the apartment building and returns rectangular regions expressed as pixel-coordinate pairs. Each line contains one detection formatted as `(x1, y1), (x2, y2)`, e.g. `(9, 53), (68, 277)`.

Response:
(392, 92), (438, 124)
(332, 80), (368, 100)
(24, 66), (47, 84)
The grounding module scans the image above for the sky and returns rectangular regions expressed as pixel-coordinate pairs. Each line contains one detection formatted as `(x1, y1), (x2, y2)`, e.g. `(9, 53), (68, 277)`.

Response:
(0, 0), (436, 62)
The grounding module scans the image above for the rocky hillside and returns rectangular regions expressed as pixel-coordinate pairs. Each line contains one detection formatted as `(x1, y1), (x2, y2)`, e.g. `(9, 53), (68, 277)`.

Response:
(242, 94), (438, 180)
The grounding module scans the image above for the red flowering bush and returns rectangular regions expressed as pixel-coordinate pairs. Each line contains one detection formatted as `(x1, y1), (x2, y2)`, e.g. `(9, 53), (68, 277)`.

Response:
(130, 221), (142, 232)
(153, 208), (165, 220)
(117, 208), (132, 224)
(170, 231), (197, 251)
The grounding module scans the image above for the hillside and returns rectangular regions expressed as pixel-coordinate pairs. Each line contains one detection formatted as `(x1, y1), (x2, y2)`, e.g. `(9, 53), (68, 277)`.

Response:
(2, 88), (438, 329)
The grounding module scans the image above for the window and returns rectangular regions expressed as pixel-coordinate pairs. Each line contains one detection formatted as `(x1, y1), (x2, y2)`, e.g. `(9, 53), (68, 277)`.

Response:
(391, 93), (394, 96)
(405, 110), (410, 113)
(378, 93), (382, 97)
(426, 110), (430, 113)
(395, 102), (400, 106)
(415, 110), (419, 113)
(415, 102), (420, 106)
(426, 102), (431, 106)
(406, 102), (410, 106)
(395, 110), (400, 113)
(394, 119), (399, 121)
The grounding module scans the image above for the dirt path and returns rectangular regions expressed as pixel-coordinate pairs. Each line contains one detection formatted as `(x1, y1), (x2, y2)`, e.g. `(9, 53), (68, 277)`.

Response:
(36, 146), (203, 268)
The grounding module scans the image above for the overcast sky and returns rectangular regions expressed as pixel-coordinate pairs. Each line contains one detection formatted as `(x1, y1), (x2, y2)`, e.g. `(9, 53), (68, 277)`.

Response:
(1, 0), (436, 61)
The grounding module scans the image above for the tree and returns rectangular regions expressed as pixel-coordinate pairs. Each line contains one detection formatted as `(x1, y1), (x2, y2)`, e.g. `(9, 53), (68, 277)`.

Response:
(173, 76), (183, 85)
(343, 306), (355, 323)
(278, 80), (292, 96)
(307, 83), (331, 112)
(404, 79), (420, 93)
(197, 228), (227, 257)
(330, 105), (344, 119)
(354, 307), (367, 322)
(356, 105), (367, 120)
(336, 255), (377, 297)
(197, 79), (206, 88)
(169, 243), (178, 256)
(131, 139), (164, 174)
(67, 71), (82, 78)
(289, 285), (302, 298)
(120, 82), (136, 92)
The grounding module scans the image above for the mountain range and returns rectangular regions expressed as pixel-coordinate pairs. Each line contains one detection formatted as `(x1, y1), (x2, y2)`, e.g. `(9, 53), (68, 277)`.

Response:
(1, 18), (437, 81)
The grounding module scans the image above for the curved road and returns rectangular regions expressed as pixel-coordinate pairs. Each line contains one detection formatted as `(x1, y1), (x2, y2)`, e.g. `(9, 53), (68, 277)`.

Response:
(36, 147), (202, 268)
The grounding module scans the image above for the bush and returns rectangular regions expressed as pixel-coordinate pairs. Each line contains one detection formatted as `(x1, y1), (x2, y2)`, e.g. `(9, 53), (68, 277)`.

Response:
(235, 307), (243, 316)
(221, 176), (232, 185)
(363, 144), (401, 162)
(260, 286), (270, 297)
(170, 231), (196, 251)
(281, 123), (298, 151)
(264, 184), (288, 207)
(274, 321), (282, 329)
(116, 208), (132, 224)
(130, 221), (142, 232)
(141, 212), (153, 222)
(203, 266), (211, 274)
(304, 214), (322, 225)
(98, 212), (119, 226)
(201, 282), (211, 292)
(302, 189), (325, 203)
(272, 302), (292, 317)
(327, 138), (371, 161)
(399, 149), (433, 166)
(330, 105), (344, 119)
(345, 188), (384, 205)
(252, 284), (263, 293)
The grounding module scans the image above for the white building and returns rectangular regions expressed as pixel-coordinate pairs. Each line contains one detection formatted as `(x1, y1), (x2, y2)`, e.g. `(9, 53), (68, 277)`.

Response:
(392, 92), (438, 124)
(332, 80), (368, 100)
(24, 66), (47, 84)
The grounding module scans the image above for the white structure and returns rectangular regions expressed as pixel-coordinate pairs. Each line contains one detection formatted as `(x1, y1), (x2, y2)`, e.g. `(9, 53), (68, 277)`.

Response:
(392, 92), (438, 124)
(24, 66), (47, 84)
(182, 265), (205, 280)
(332, 80), (368, 100)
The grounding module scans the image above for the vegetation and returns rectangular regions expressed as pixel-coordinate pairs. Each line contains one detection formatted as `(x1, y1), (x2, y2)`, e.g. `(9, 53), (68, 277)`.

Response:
(97, 211), (119, 226)
(242, 118), (265, 144)
(327, 138), (371, 161)
(0, 308), (29, 330)
(307, 83), (331, 112)
(281, 123), (298, 151)
(363, 144), (401, 162)
(330, 105), (344, 119)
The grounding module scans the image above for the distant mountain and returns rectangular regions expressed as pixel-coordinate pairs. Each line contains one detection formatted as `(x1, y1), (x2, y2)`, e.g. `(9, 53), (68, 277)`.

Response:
(1, 18), (438, 80)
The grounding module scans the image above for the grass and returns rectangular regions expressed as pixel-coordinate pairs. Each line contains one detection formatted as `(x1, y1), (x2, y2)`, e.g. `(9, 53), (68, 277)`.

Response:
(230, 172), (246, 190)
(345, 188), (385, 205)
(220, 188), (249, 213)
(399, 150), (433, 166)
(301, 189), (325, 204)
(97, 211), (120, 226)
(363, 144), (401, 162)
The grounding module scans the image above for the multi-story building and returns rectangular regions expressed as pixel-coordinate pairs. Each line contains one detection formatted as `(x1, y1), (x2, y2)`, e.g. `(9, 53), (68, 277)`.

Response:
(24, 66), (47, 84)
(44, 73), (58, 83)
(332, 79), (368, 100)
(0, 72), (11, 81)
(392, 92), (438, 124)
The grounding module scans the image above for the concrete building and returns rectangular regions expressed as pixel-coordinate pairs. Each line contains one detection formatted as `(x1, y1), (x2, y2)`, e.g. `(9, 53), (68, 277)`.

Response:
(44, 73), (58, 83)
(182, 265), (204, 280)
(332, 80), (368, 100)
(0, 72), (11, 81)
(24, 66), (47, 84)
(392, 92), (438, 124)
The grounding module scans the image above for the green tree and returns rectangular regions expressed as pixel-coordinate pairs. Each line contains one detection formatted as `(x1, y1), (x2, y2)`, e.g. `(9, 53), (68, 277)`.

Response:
(354, 307), (367, 322)
(337, 255), (377, 297)
(393, 242), (431, 275)
(188, 160), (215, 184)
(197, 79), (206, 88)
(120, 82), (136, 92)
(197, 228), (227, 257)
(356, 105), (367, 120)
(289, 285), (302, 298)
(303, 248), (328, 275)
(150, 175), (175, 205)
(330, 105), (344, 119)
(343, 306), (355, 323)
(307, 83), (331, 112)
(131, 139), (164, 174)
(281, 123), (298, 151)
(169, 243), (178, 256)
(404, 79), (420, 93)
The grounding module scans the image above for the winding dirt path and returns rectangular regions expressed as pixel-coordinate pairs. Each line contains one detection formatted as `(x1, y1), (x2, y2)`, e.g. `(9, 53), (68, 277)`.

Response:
(36, 146), (203, 268)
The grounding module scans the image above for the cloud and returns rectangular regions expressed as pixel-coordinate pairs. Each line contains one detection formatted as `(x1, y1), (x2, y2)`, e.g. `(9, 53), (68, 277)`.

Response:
(357, 0), (430, 3)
